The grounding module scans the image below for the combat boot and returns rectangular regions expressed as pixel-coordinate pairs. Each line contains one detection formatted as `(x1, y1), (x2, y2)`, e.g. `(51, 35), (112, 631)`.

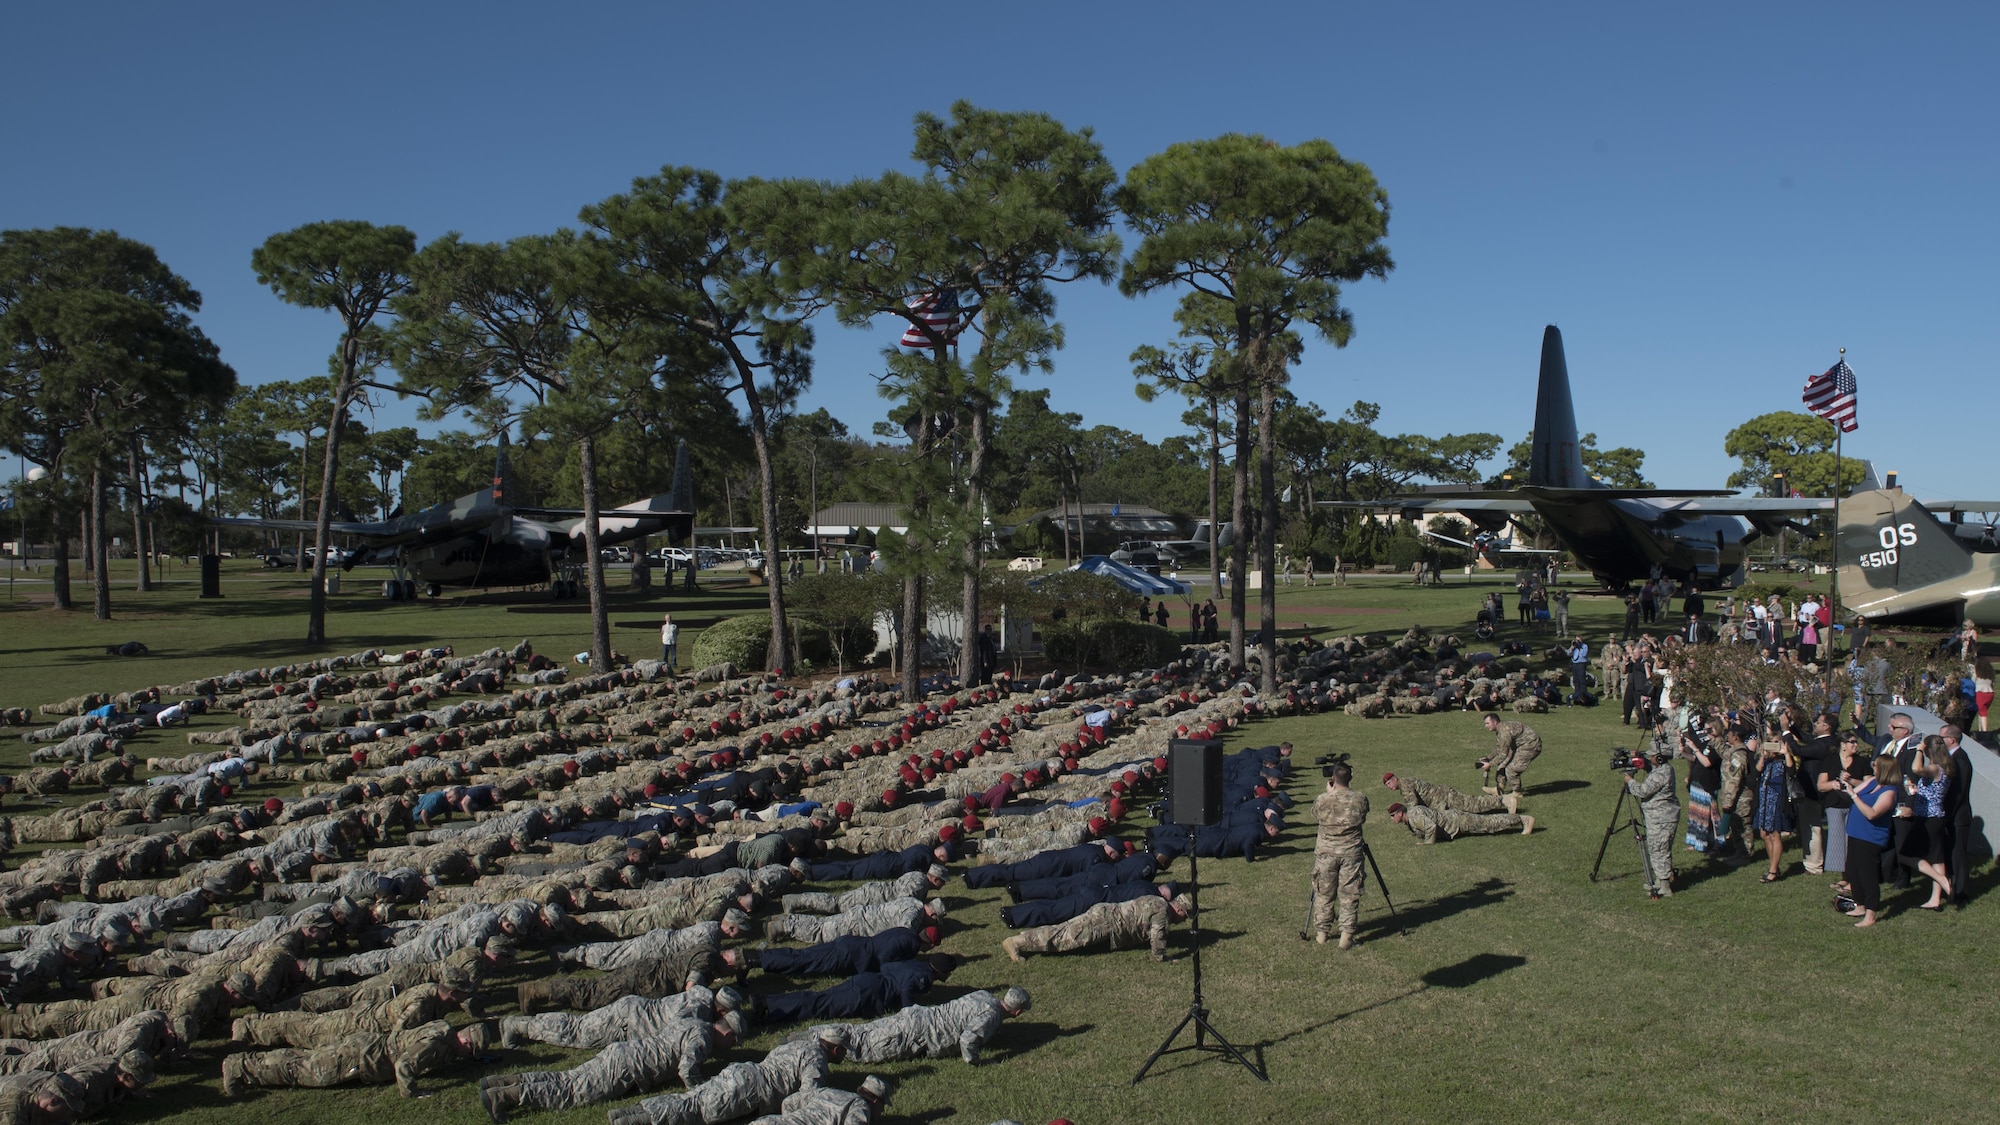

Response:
(1502, 793), (1519, 815)
(1339, 932), (1355, 950)
(1001, 936), (1027, 963)
(229, 1017), (248, 1042)
(499, 1017), (528, 1048)
(481, 1083), (520, 1124)
(1520, 815), (1536, 836)
(220, 1056), (245, 1097)
(515, 983), (539, 1016)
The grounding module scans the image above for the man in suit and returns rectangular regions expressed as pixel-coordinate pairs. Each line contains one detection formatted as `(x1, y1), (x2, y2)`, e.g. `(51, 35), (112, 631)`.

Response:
(1684, 614), (1715, 645)
(1939, 724), (1975, 906)
(1878, 713), (1924, 889)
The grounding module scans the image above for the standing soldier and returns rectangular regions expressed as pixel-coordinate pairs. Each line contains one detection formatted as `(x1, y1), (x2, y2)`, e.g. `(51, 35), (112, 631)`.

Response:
(1623, 745), (1680, 899)
(1477, 714), (1542, 796)
(1311, 762), (1369, 949)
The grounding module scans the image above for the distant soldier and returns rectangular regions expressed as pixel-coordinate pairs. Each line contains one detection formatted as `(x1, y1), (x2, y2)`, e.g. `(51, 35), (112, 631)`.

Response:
(745, 1076), (891, 1125)
(1477, 714), (1542, 795)
(1388, 803), (1534, 843)
(476, 1012), (744, 1122)
(1622, 747), (1680, 899)
(762, 898), (940, 945)
(779, 866), (946, 916)
(1382, 772), (1514, 816)
(499, 986), (739, 1050)
(1000, 894), (1187, 963)
(1311, 762), (1369, 949)
(220, 1019), (491, 1098)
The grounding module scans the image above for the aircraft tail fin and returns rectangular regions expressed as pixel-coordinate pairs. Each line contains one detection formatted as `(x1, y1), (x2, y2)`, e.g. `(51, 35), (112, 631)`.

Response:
(1528, 325), (1594, 490)
(1838, 489), (1974, 596)
(490, 433), (517, 507)
(670, 438), (693, 516)
(1853, 460), (1883, 493)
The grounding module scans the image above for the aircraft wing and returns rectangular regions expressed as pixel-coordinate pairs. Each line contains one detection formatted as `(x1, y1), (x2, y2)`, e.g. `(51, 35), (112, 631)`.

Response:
(1319, 498), (1537, 516)
(1417, 529), (1559, 555)
(210, 515), (435, 540)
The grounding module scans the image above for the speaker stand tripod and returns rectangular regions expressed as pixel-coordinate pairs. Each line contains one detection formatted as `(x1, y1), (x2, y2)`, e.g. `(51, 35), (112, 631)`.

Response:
(1132, 826), (1268, 1084)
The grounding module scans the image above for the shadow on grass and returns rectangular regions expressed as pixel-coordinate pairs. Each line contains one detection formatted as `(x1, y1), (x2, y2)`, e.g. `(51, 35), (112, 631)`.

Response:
(1421, 951), (1527, 988)
(1528, 779), (1592, 796)
(1360, 876), (1514, 939)
(985, 1019), (1094, 1063)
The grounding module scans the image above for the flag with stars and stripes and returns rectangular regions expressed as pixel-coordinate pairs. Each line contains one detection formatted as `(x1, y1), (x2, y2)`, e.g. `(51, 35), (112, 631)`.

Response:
(1802, 359), (1858, 432)
(898, 287), (961, 350)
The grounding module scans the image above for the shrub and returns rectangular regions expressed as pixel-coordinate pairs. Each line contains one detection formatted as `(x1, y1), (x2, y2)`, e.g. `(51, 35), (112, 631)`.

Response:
(687, 613), (875, 672)
(1044, 618), (1184, 671)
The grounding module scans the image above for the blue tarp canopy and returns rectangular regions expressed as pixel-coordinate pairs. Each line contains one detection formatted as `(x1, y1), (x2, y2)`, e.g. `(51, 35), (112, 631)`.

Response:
(1066, 555), (1191, 597)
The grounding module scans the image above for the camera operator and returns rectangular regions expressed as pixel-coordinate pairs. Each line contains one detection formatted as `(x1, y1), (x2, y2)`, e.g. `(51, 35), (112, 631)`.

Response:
(1622, 744), (1679, 899)
(1310, 760), (1368, 949)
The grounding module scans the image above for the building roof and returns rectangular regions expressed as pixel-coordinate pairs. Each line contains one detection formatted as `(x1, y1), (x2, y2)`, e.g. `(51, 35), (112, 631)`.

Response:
(808, 503), (908, 532)
(1032, 503), (1171, 520)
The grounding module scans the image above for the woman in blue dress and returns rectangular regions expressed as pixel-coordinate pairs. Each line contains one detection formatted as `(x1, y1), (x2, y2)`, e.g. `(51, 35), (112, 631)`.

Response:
(1752, 730), (1794, 881)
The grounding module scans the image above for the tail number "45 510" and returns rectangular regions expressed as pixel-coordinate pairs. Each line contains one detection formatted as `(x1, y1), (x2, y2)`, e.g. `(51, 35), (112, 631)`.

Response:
(1859, 523), (1918, 569)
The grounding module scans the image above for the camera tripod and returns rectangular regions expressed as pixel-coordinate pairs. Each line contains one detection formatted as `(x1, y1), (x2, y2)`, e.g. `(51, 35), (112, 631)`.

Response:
(1298, 840), (1398, 940)
(1588, 781), (1644, 882)
(1132, 825), (1267, 1085)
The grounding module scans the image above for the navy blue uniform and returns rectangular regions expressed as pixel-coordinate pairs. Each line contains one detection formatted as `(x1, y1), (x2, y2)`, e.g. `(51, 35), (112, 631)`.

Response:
(1149, 822), (1264, 861)
(1000, 881), (1170, 928)
(806, 842), (935, 882)
(963, 842), (1114, 889)
(650, 841), (740, 879)
(757, 928), (925, 977)
(1015, 854), (1157, 901)
(755, 959), (937, 1025)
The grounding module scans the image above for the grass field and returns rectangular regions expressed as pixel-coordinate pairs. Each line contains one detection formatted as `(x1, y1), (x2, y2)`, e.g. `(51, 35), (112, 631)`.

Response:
(6, 564), (1990, 1125)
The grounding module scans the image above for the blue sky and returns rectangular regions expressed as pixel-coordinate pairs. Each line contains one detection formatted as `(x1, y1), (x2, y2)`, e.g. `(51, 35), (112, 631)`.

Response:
(3, 1), (1993, 499)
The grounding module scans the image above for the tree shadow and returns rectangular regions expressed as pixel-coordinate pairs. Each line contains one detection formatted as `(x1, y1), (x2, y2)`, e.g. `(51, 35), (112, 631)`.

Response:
(1249, 984), (1427, 1049)
(1359, 877), (1513, 938)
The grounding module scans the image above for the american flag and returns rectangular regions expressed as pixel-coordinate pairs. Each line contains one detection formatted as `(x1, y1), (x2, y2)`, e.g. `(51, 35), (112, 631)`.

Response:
(1802, 359), (1858, 432)
(898, 287), (960, 350)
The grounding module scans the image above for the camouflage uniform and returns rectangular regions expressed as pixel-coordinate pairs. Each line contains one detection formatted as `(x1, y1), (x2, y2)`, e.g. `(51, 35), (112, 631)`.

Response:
(1010, 896), (1174, 961)
(520, 942), (718, 1014)
(745, 1086), (874, 1125)
(502, 988), (718, 1048)
(289, 947), (486, 1013)
(781, 871), (931, 916)
(579, 888), (736, 940)
(1625, 759), (1679, 896)
(490, 1018), (716, 1109)
(817, 989), (1006, 1064)
(1714, 745), (1755, 854)
(1397, 776), (1503, 814)
(223, 1019), (459, 1097)
(765, 898), (926, 945)
(1398, 805), (1524, 844)
(558, 920), (720, 972)
(1311, 786), (1369, 942)
(1485, 721), (1542, 794)
(607, 1038), (830, 1125)
(233, 982), (466, 1047)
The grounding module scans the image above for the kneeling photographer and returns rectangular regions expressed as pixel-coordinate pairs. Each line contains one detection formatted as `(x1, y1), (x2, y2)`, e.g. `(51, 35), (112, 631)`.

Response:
(1619, 742), (1679, 899)
(1310, 755), (1369, 948)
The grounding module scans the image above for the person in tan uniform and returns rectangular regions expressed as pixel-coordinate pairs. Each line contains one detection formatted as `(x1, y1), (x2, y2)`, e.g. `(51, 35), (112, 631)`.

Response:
(1000, 894), (1188, 963)
(1311, 762), (1369, 948)
(1389, 803), (1534, 843)
(1382, 772), (1515, 816)
(1478, 715), (1543, 795)
(220, 1019), (492, 1098)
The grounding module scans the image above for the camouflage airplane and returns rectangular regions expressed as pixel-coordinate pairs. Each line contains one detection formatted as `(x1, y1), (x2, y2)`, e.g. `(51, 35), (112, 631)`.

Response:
(1324, 325), (1894, 590)
(214, 437), (695, 599)
(1837, 487), (2000, 628)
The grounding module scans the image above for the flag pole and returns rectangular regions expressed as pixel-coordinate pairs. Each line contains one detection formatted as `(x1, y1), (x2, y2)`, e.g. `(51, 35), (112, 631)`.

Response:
(1827, 347), (1844, 703)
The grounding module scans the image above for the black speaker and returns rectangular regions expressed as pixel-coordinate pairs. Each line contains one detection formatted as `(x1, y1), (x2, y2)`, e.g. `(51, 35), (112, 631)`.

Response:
(199, 554), (223, 599)
(1167, 739), (1224, 826)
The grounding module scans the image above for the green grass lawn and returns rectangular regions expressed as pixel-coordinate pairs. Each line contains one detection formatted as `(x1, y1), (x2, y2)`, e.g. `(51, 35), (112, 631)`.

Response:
(11, 566), (1980, 1125)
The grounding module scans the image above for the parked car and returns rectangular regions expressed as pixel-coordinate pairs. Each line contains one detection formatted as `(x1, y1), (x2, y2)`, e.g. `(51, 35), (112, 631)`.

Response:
(259, 549), (298, 569)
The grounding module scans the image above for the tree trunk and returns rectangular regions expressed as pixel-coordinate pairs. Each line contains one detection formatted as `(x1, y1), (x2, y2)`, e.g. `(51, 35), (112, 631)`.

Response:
(577, 433), (613, 672)
(306, 366), (354, 647)
(1208, 395), (1222, 594)
(128, 434), (151, 592)
(51, 523), (73, 610)
(1228, 380), (1251, 671)
(90, 466), (111, 620)
(737, 368), (791, 675)
(1256, 375), (1279, 694)
(899, 411), (934, 700)
(958, 402), (990, 684)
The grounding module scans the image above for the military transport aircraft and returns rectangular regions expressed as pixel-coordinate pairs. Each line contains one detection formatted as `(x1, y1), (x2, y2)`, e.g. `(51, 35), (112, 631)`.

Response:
(1324, 326), (1877, 591)
(1837, 488), (2000, 628)
(216, 438), (696, 599)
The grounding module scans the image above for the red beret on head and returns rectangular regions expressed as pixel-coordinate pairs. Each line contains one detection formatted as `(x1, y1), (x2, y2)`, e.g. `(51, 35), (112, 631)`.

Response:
(1123, 840), (1138, 855)
(1000, 773), (1016, 786)
(962, 814), (982, 834)
(217, 785), (233, 797)
(1087, 816), (1107, 835)
(834, 800), (854, 819)
(938, 824), (961, 842)
(1254, 785), (1270, 798)
(996, 733), (1011, 747)
(1063, 757), (1078, 771)
(1107, 797), (1126, 820)
(562, 760), (580, 776)
(963, 795), (980, 812)
(1388, 802), (1407, 815)
(921, 925), (941, 946)
(351, 750), (368, 764)
(263, 798), (284, 815)
(881, 789), (901, 807)
(1382, 772), (1397, 785)
(1111, 781), (1127, 796)
(642, 783), (659, 798)
(676, 760), (694, 775)
(728, 711), (742, 722)
(1153, 757), (1168, 772)
(920, 767), (936, 782)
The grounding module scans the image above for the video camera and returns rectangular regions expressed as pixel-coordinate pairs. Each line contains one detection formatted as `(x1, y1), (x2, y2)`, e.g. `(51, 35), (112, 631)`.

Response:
(1609, 746), (1665, 771)
(1316, 751), (1352, 778)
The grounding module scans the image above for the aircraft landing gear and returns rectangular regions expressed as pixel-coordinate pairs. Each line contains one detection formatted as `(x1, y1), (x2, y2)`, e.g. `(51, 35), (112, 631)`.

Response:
(383, 579), (418, 601)
(426, 582), (442, 599)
